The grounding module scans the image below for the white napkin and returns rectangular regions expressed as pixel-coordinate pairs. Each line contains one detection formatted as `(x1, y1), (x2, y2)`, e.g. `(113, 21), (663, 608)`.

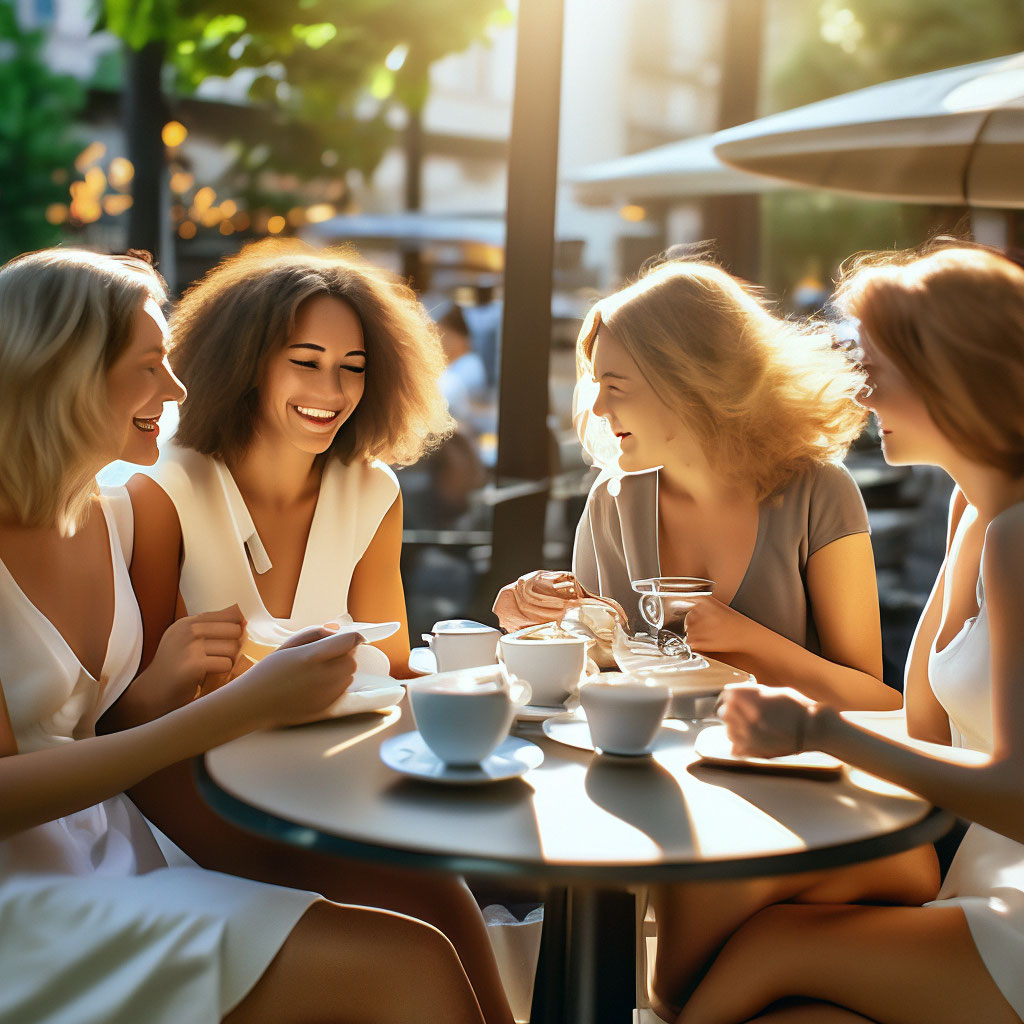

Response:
(324, 670), (405, 718)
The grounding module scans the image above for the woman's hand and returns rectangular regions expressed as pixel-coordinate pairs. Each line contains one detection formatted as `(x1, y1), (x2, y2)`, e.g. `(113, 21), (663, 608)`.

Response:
(228, 627), (362, 729)
(683, 596), (758, 655)
(493, 570), (585, 631)
(492, 570), (627, 633)
(143, 605), (246, 704)
(718, 682), (817, 758)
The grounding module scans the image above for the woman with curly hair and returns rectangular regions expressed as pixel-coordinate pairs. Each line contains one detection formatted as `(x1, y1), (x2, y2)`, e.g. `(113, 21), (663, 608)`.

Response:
(494, 258), (937, 1020)
(109, 240), (514, 1024)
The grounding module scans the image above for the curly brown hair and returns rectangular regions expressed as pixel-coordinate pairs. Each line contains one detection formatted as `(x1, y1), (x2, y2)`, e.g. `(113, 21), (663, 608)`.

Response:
(170, 239), (453, 465)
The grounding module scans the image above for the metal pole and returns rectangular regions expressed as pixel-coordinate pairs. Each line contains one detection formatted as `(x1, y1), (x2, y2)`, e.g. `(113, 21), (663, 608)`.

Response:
(485, 0), (565, 599)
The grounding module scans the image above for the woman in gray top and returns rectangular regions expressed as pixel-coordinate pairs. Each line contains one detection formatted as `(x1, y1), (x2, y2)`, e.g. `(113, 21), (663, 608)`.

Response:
(495, 257), (937, 1020)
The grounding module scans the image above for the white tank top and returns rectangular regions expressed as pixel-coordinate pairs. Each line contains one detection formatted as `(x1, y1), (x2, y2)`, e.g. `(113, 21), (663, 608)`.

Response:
(141, 441), (399, 649)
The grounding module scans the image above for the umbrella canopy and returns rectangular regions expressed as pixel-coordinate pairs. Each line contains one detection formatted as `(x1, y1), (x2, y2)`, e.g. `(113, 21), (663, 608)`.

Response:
(713, 52), (1024, 208)
(568, 132), (785, 204)
(303, 212), (506, 247)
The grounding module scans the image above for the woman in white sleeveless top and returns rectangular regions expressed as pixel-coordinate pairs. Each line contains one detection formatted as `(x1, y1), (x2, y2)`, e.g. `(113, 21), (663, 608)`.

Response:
(684, 244), (1024, 1024)
(114, 242), (514, 1024)
(0, 248), (486, 1024)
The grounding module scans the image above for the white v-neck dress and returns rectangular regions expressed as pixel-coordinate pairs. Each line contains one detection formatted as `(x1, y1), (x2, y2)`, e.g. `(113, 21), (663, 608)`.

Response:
(0, 493), (318, 1024)
(141, 442), (399, 664)
(927, 539), (1024, 1019)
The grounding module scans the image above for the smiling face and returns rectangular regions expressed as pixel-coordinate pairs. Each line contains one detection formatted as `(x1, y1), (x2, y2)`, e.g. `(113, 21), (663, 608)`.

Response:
(105, 297), (186, 465)
(856, 333), (952, 468)
(589, 326), (699, 473)
(258, 293), (366, 457)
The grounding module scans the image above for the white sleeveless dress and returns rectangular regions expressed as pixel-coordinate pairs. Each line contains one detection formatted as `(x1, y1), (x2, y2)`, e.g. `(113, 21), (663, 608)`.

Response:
(0, 492), (318, 1024)
(928, 552), (1024, 1019)
(140, 442), (399, 672)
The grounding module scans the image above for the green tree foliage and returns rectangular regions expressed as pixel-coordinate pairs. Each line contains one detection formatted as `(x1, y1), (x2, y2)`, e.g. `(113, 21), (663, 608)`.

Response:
(0, 1), (83, 262)
(761, 0), (1024, 294)
(771, 0), (1024, 111)
(98, 0), (510, 197)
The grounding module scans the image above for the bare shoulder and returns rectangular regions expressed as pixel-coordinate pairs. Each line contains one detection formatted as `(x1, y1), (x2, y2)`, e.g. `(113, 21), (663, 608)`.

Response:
(125, 473), (182, 554)
(127, 473), (178, 520)
(985, 501), (1024, 564)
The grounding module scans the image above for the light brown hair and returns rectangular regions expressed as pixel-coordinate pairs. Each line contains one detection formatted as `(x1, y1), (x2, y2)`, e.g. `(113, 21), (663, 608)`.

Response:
(835, 241), (1024, 477)
(171, 239), (453, 465)
(0, 248), (165, 533)
(577, 258), (867, 500)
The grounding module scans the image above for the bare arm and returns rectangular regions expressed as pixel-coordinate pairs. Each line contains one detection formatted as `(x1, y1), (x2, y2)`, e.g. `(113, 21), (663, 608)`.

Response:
(348, 493), (412, 677)
(126, 473), (184, 672)
(686, 533), (897, 710)
(722, 506), (1024, 844)
(0, 629), (360, 840)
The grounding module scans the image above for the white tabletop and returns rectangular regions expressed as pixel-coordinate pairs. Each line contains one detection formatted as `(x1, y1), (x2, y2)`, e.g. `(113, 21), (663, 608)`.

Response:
(201, 704), (952, 884)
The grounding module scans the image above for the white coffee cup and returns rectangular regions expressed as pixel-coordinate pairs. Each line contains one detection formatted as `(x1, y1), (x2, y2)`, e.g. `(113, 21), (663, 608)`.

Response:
(422, 619), (501, 673)
(580, 673), (671, 756)
(498, 625), (590, 708)
(407, 666), (532, 765)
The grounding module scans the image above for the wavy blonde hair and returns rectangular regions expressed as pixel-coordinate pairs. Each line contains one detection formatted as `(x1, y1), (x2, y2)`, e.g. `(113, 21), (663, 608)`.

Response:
(577, 259), (867, 500)
(171, 239), (453, 466)
(0, 248), (165, 534)
(835, 241), (1024, 477)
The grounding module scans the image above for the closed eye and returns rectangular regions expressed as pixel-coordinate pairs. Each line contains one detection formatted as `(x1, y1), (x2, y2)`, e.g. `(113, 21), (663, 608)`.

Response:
(290, 359), (318, 369)
(344, 364), (366, 374)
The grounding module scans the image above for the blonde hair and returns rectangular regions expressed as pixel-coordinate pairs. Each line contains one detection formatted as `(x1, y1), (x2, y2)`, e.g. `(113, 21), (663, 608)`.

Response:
(0, 248), (165, 534)
(835, 242), (1024, 477)
(577, 259), (867, 500)
(171, 239), (453, 466)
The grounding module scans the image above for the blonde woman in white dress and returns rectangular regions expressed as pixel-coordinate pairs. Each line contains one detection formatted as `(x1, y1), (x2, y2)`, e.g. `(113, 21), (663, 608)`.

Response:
(685, 244), (1024, 1024)
(0, 248), (486, 1024)
(113, 241), (514, 1024)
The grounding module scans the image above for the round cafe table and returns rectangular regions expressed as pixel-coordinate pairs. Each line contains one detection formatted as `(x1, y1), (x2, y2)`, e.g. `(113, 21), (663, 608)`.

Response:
(199, 702), (952, 1024)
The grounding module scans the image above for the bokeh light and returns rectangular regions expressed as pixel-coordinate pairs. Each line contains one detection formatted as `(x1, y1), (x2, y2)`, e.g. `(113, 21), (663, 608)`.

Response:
(162, 121), (189, 148)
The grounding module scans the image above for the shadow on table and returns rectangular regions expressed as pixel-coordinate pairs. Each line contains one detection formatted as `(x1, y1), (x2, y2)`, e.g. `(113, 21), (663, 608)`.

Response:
(687, 762), (938, 862)
(584, 755), (697, 854)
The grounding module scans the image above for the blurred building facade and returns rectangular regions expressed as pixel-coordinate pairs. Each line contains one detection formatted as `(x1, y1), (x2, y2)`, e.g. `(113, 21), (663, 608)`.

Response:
(26, 0), (728, 292)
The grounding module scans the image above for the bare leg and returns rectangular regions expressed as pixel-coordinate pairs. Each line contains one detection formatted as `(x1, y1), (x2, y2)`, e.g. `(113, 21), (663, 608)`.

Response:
(225, 900), (485, 1024)
(650, 845), (939, 1020)
(746, 1004), (874, 1023)
(676, 903), (1018, 1024)
(131, 764), (513, 1024)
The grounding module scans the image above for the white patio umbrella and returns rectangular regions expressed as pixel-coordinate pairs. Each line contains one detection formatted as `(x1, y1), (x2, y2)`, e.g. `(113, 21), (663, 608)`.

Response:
(568, 132), (785, 203)
(713, 52), (1024, 208)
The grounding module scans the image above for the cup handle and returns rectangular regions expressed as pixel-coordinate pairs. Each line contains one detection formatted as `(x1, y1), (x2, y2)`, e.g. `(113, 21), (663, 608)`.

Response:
(510, 678), (532, 707)
(421, 633), (435, 648)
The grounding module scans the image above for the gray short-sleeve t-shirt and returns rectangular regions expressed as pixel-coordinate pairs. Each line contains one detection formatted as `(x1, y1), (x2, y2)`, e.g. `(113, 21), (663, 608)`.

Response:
(573, 461), (869, 654)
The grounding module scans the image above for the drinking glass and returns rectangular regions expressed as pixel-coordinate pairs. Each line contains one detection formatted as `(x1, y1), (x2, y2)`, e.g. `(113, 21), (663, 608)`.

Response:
(631, 577), (714, 661)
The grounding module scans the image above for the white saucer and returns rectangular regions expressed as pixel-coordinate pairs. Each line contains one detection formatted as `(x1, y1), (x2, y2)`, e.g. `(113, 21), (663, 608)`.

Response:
(693, 725), (843, 777)
(542, 711), (689, 757)
(407, 647), (437, 675)
(516, 697), (580, 723)
(380, 731), (544, 784)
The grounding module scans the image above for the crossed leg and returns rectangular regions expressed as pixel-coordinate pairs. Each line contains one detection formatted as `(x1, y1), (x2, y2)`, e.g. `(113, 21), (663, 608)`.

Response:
(649, 844), (940, 1021)
(225, 899), (485, 1024)
(675, 902), (1018, 1024)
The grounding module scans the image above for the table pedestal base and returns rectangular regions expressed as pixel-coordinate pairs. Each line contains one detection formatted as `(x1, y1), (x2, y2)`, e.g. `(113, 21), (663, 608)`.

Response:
(531, 886), (638, 1024)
